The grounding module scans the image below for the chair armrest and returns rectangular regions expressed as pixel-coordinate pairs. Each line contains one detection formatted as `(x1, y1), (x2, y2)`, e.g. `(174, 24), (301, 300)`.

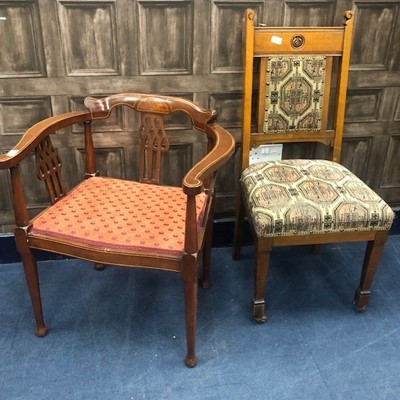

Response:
(0, 111), (90, 169)
(183, 123), (235, 196)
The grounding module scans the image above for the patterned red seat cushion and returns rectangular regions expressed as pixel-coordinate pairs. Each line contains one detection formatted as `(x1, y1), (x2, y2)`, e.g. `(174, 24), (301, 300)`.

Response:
(31, 177), (207, 257)
(241, 159), (394, 237)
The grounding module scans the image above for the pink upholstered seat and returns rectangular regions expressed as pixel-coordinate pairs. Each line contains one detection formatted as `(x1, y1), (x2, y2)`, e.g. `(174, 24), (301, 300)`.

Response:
(31, 177), (206, 258)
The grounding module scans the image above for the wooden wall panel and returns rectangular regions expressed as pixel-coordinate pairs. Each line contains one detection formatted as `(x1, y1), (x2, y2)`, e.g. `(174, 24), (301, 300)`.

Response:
(395, 94), (400, 122)
(18, 154), (50, 207)
(0, 1), (45, 78)
(211, 2), (263, 73)
(345, 89), (381, 122)
(351, 3), (397, 68)
(340, 136), (373, 180)
(77, 146), (126, 179)
(346, 1), (400, 202)
(1, 0), (400, 234)
(382, 135), (400, 187)
(209, 93), (242, 130)
(160, 143), (194, 187)
(0, 171), (12, 229)
(0, 97), (52, 134)
(58, 1), (119, 76)
(283, 1), (335, 25)
(138, 1), (193, 75)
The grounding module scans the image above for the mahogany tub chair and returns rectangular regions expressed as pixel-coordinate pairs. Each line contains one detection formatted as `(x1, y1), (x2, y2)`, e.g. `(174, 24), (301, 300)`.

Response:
(0, 93), (235, 367)
(232, 10), (394, 323)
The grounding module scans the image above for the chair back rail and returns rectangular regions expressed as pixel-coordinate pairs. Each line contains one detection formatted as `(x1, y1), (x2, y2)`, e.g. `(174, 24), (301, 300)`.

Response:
(84, 93), (217, 131)
(241, 9), (354, 171)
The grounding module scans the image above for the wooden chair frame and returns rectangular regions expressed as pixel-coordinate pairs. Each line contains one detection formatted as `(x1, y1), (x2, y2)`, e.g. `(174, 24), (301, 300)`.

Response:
(0, 93), (235, 367)
(232, 10), (393, 323)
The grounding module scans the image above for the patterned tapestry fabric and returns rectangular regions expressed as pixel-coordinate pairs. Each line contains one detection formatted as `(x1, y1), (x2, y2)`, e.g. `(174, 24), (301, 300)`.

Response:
(241, 159), (394, 238)
(264, 56), (326, 133)
(31, 177), (207, 257)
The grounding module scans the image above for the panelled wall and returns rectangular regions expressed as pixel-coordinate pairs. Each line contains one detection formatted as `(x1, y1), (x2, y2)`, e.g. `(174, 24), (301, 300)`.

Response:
(0, 0), (399, 233)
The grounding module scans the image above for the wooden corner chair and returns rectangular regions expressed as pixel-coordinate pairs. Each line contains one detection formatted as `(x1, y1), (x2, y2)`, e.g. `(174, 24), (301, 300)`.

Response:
(232, 10), (394, 323)
(0, 93), (235, 367)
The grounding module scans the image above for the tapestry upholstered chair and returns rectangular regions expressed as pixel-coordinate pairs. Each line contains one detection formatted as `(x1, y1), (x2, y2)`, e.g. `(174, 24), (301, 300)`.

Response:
(232, 10), (394, 323)
(0, 93), (235, 367)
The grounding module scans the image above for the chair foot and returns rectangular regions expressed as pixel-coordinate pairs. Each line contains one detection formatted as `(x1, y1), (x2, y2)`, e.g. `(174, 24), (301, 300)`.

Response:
(232, 246), (241, 260)
(35, 325), (48, 337)
(94, 263), (105, 271)
(200, 279), (211, 289)
(311, 244), (321, 255)
(252, 298), (268, 323)
(353, 288), (370, 312)
(184, 355), (197, 368)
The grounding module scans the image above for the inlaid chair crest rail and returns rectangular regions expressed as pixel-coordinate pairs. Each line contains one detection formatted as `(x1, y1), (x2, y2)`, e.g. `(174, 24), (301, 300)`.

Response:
(0, 93), (235, 367)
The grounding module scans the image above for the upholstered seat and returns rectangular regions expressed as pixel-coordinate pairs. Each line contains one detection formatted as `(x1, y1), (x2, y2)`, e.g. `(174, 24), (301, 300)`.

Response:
(241, 159), (394, 237)
(31, 177), (206, 258)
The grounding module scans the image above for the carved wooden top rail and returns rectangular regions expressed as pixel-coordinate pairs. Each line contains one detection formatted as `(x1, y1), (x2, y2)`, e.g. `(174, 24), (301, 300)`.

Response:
(84, 93), (217, 131)
(249, 9), (354, 56)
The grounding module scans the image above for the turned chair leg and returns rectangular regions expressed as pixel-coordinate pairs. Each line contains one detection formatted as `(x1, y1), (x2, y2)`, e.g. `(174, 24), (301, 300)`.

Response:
(19, 248), (48, 337)
(252, 238), (272, 323)
(354, 230), (389, 312)
(182, 255), (199, 367)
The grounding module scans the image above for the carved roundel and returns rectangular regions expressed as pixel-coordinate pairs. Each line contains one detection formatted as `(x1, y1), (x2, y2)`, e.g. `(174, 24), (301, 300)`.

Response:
(291, 35), (305, 49)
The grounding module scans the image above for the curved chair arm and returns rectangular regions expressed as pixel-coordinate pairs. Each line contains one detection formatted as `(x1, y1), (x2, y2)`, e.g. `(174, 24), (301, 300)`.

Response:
(183, 123), (235, 196)
(0, 111), (90, 170)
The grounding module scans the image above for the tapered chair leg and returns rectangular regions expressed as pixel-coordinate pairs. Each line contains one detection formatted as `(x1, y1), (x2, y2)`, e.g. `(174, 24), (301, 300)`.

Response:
(201, 230), (212, 289)
(311, 244), (321, 255)
(354, 230), (389, 312)
(201, 198), (215, 289)
(252, 238), (272, 323)
(182, 255), (199, 367)
(19, 248), (48, 337)
(232, 192), (245, 260)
